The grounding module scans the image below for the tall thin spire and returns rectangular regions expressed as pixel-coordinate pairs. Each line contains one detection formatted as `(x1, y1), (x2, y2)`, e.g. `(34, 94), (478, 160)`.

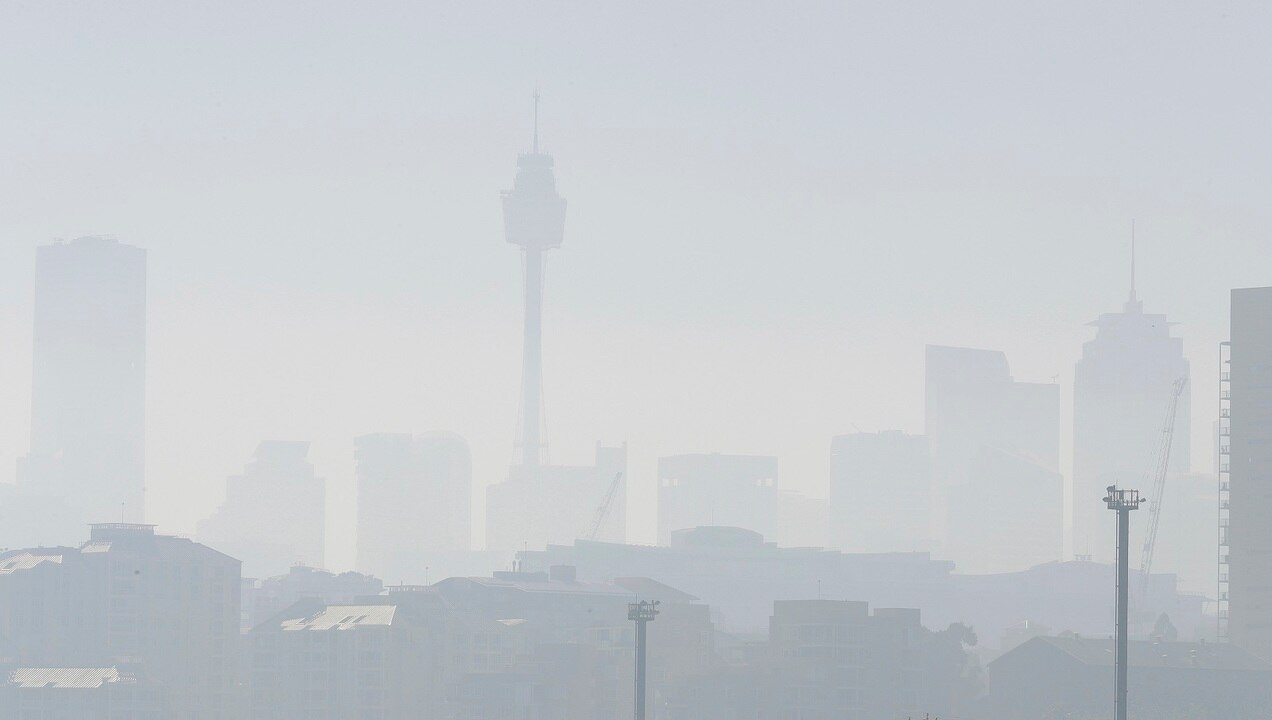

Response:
(532, 89), (540, 154)
(1130, 219), (1137, 303)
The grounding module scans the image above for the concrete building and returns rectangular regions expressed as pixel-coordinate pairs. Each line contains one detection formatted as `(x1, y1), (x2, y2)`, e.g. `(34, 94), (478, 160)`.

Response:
(5, 237), (147, 549)
(776, 491), (829, 549)
(1227, 286), (1272, 660)
(197, 441), (325, 578)
(249, 599), (448, 720)
(829, 431), (932, 554)
(657, 453), (779, 545)
(660, 599), (976, 720)
(0, 667), (159, 720)
(356, 432), (472, 580)
(945, 445), (1064, 574)
(486, 442), (627, 552)
(985, 636), (1272, 720)
(0, 524), (240, 719)
(925, 345), (1061, 569)
(241, 565), (383, 632)
(1072, 269), (1191, 563)
(519, 529), (1207, 645)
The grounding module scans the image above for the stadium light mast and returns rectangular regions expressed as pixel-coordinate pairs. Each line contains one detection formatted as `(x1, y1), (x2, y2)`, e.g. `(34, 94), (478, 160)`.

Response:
(1105, 485), (1143, 720)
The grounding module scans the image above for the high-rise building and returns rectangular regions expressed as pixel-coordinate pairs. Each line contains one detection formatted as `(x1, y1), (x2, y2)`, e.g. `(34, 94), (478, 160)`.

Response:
(1072, 262), (1190, 563)
(483, 99), (626, 551)
(1227, 286), (1272, 660)
(356, 432), (472, 580)
(657, 453), (779, 545)
(829, 431), (932, 554)
(197, 441), (325, 578)
(17, 237), (147, 536)
(486, 443), (627, 551)
(925, 345), (1061, 570)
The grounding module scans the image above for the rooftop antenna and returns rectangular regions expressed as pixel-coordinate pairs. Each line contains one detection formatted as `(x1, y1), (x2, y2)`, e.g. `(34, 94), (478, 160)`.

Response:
(532, 89), (540, 154)
(1130, 219), (1137, 303)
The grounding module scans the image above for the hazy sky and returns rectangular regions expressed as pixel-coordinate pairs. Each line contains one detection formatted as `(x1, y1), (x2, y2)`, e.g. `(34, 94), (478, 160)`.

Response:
(2, 2), (1270, 568)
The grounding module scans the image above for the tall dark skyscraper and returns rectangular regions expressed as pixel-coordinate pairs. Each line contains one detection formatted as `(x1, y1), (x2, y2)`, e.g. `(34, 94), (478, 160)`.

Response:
(1072, 252), (1190, 563)
(21, 236), (147, 527)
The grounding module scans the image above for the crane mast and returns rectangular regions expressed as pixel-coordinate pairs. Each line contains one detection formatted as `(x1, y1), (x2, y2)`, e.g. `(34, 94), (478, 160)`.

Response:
(1139, 377), (1188, 587)
(585, 472), (623, 541)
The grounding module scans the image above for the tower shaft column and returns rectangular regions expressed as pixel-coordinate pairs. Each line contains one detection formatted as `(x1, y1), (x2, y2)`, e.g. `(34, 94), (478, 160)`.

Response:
(521, 248), (543, 467)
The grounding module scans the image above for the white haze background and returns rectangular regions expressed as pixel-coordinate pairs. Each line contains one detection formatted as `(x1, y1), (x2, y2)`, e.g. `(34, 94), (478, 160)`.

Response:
(2, 1), (1270, 569)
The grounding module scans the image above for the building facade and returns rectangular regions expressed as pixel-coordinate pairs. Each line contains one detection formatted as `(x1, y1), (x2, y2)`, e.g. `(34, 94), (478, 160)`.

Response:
(1072, 285), (1191, 563)
(1228, 286), (1272, 660)
(829, 431), (932, 554)
(197, 441), (325, 578)
(0, 524), (240, 719)
(657, 453), (779, 545)
(356, 432), (472, 580)
(7, 237), (147, 549)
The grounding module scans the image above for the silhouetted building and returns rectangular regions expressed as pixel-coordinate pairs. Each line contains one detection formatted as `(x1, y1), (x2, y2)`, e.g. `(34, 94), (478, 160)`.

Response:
(7, 237), (146, 548)
(1073, 273), (1191, 562)
(356, 432), (472, 580)
(0, 524), (239, 718)
(986, 636), (1272, 720)
(520, 529), (1207, 644)
(776, 491), (828, 549)
(945, 445), (1063, 574)
(658, 453), (778, 545)
(197, 441), (325, 578)
(241, 565), (383, 632)
(661, 599), (977, 720)
(1228, 286), (1272, 660)
(829, 431), (932, 553)
(486, 442), (626, 551)
(249, 598), (448, 720)
(925, 345), (1061, 569)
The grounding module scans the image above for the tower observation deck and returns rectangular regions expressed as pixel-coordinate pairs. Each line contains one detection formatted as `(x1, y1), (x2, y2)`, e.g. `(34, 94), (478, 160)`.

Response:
(502, 95), (566, 467)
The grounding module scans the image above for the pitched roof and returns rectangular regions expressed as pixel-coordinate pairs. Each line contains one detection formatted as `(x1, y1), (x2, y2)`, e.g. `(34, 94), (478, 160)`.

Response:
(280, 604), (397, 631)
(6, 667), (132, 689)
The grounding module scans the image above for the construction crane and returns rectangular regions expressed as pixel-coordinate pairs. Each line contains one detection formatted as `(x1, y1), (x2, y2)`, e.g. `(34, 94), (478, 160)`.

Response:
(585, 472), (623, 541)
(1138, 377), (1189, 588)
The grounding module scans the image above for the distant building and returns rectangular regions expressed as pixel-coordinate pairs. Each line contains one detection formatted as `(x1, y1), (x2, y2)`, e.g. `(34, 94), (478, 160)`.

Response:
(7, 237), (146, 548)
(925, 345), (1061, 569)
(485, 442), (626, 551)
(197, 441), (325, 578)
(829, 431), (932, 553)
(657, 453), (778, 545)
(249, 598), (448, 720)
(985, 636), (1272, 720)
(1072, 276), (1191, 562)
(1228, 286), (1272, 660)
(660, 599), (977, 720)
(241, 564), (383, 631)
(944, 445), (1063, 574)
(356, 432), (472, 580)
(0, 524), (240, 718)
(776, 491), (828, 549)
(519, 529), (1207, 643)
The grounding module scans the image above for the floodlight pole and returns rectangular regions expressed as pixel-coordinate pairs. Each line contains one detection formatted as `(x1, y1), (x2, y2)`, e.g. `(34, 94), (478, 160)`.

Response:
(629, 600), (660, 720)
(1105, 485), (1143, 720)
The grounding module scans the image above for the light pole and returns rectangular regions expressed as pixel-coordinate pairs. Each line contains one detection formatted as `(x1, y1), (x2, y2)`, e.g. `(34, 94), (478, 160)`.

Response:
(629, 600), (660, 720)
(1105, 485), (1143, 720)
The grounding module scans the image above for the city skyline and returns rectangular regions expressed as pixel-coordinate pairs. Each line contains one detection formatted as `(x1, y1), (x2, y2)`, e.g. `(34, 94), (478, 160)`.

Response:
(2, 3), (1267, 572)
